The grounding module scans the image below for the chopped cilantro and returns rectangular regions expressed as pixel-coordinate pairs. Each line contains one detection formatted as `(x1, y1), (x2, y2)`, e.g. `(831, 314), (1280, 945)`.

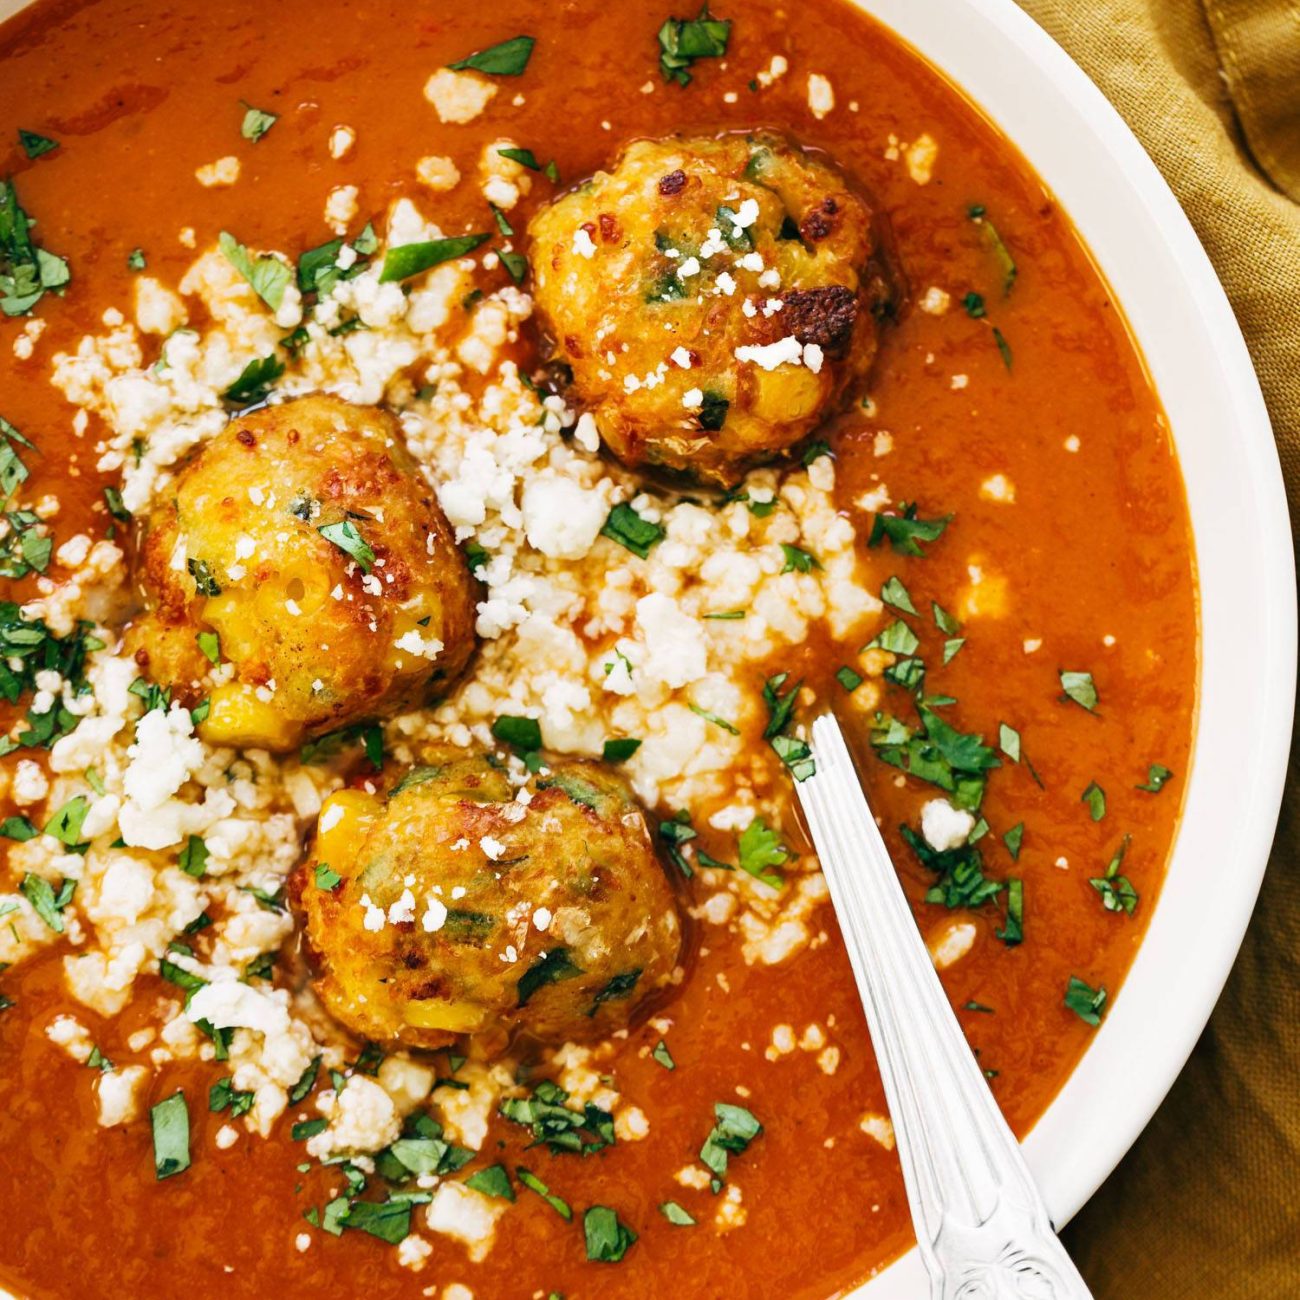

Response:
(187, 557), (221, 597)
(223, 353), (284, 406)
(497, 146), (540, 170)
(18, 130), (58, 160)
(1003, 822), (1024, 861)
(933, 602), (961, 635)
(868, 619), (920, 657)
(584, 1205), (637, 1263)
(288, 1055), (321, 1105)
(588, 969), (641, 1016)
(500, 249), (528, 285)
(969, 206), (1018, 295)
(500, 1078), (614, 1156)
(1090, 833), (1138, 915)
(239, 103), (278, 142)
(992, 326), (1013, 370)
(901, 825), (1003, 910)
(835, 665), (863, 693)
(736, 817), (787, 890)
(196, 630), (220, 666)
(380, 234), (490, 283)
(209, 1077), (255, 1117)
(868, 503), (951, 557)
(1064, 976), (1107, 1026)
(1, 179), (70, 317)
(600, 501), (664, 559)
(1137, 764), (1173, 793)
(1059, 670), (1098, 712)
(20, 873), (75, 932)
(127, 248), (146, 271)
(688, 703), (738, 734)
(962, 290), (986, 319)
(516, 948), (582, 1007)
(318, 519), (375, 573)
(465, 1164), (515, 1201)
(447, 34), (535, 76)
(652, 1039), (675, 1070)
(491, 714), (542, 754)
(218, 231), (291, 312)
(178, 835), (208, 879)
(151, 1091), (191, 1180)
(659, 810), (697, 877)
(43, 794), (88, 845)
(517, 1167), (572, 1219)
(1081, 781), (1106, 821)
(942, 638), (965, 665)
(996, 877), (1023, 945)
(292, 1117), (328, 1141)
(697, 389), (729, 431)
(780, 542), (820, 574)
(998, 723), (1021, 763)
(658, 5), (732, 85)
(699, 1101), (761, 1186)
(314, 862), (342, 891)
(660, 1200), (696, 1226)
(761, 671), (815, 782)
(880, 575), (916, 614)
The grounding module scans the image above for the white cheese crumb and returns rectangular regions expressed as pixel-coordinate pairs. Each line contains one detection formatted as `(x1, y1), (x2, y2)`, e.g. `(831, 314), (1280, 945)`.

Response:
(424, 68), (497, 124)
(196, 156), (240, 188)
(920, 798), (975, 852)
(807, 73), (835, 119)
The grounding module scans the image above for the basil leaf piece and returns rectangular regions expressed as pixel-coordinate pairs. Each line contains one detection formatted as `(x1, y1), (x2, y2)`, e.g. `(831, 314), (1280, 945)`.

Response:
(652, 1038), (675, 1070)
(600, 501), (664, 559)
(318, 519), (375, 573)
(697, 390), (729, 431)
(292, 1117), (328, 1140)
(239, 103), (278, 143)
(688, 703), (738, 735)
(379, 233), (490, 283)
(127, 248), (146, 271)
(998, 723), (1021, 763)
(658, 6), (732, 86)
(447, 34), (535, 76)
(993, 326), (1013, 370)
(218, 231), (291, 311)
(969, 205), (1018, 295)
(868, 618), (919, 657)
(18, 130), (58, 160)
(1064, 975), (1107, 1026)
(602, 737), (641, 762)
(584, 1205), (638, 1263)
(151, 1091), (191, 1180)
(339, 1197), (414, 1244)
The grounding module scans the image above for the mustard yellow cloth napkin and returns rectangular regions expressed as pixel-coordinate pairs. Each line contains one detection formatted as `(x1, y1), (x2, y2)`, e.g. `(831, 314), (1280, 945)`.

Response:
(1014, 2), (1300, 1294)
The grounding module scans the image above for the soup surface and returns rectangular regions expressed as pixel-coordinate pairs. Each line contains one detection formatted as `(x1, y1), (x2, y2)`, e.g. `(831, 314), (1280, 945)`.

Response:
(0, 1), (1197, 1298)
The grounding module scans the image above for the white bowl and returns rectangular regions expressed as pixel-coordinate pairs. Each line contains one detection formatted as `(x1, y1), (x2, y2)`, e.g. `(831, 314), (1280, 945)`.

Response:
(844, 0), (1296, 1293)
(0, 0), (1292, 1294)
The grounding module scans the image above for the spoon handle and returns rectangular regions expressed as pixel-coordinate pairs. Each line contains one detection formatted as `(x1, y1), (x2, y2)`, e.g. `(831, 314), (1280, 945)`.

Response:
(797, 714), (1094, 1300)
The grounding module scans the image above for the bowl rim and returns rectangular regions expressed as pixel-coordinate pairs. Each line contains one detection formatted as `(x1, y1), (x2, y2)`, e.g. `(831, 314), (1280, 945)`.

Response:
(845, 0), (1297, 1293)
(0, 0), (1292, 1294)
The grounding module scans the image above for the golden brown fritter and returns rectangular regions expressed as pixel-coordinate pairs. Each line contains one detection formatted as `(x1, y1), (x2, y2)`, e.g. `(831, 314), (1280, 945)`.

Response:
(125, 395), (478, 751)
(292, 751), (684, 1052)
(528, 132), (896, 487)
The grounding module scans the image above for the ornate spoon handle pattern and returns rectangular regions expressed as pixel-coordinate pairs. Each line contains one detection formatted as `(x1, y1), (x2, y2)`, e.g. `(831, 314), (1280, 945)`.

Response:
(796, 715), (1094, 1300)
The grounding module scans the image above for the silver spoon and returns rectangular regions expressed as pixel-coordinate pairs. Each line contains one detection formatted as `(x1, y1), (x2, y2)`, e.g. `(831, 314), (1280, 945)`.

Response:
(795, 713), (1095, 1300)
